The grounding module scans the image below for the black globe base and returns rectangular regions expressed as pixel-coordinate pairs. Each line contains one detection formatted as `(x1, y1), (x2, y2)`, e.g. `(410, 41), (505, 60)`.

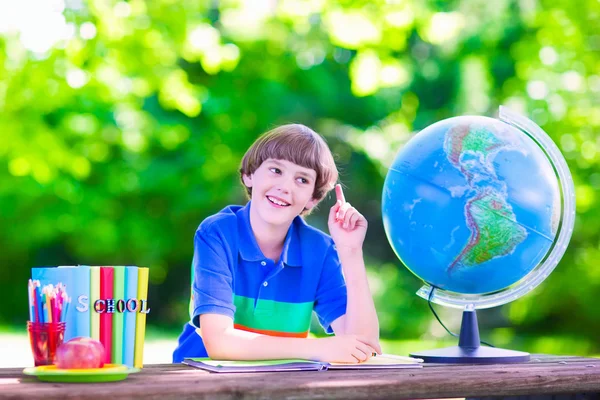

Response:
(410, 345), (530, 363)
(410, 308), (530, 364)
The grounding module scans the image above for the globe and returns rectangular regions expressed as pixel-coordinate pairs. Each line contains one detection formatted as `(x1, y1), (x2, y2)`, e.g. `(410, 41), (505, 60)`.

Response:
(382, 106), (575, 363)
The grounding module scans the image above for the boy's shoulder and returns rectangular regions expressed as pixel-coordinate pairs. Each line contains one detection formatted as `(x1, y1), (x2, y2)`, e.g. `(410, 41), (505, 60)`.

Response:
(197, 204), (244, 235)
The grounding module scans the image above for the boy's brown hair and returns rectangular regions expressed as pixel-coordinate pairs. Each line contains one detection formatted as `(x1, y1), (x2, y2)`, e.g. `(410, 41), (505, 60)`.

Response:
(239, 124), (338, 211)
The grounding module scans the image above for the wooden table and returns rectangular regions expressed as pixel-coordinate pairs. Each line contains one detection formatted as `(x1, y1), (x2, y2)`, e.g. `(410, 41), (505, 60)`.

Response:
(2, 355), (600, 399)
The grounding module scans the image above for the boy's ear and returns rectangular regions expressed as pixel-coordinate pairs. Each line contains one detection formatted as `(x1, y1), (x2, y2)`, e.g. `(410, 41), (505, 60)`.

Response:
(242, 174), (252, 188)
(304, 197), (318, 211)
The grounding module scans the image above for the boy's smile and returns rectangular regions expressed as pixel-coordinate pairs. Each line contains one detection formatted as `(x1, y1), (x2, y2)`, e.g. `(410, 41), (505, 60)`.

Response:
(266, 195), (290, 208)
(243, 159), (318, 227)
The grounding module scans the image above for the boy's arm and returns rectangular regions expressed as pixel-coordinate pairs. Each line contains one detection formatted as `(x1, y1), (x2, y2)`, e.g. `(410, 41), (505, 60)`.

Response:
(330, 247), (380, 349)
(328, 185), (381, 352)
(199, 314), (378, 363)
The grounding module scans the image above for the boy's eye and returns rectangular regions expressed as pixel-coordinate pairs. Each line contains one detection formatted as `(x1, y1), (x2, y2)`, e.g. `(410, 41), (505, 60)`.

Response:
(269, 168), (281, 174)
(297, 177), (309, 184)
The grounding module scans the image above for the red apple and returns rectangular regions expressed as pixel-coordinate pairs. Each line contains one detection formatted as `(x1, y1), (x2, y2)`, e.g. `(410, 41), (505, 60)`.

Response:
(55, 337), (106, 369)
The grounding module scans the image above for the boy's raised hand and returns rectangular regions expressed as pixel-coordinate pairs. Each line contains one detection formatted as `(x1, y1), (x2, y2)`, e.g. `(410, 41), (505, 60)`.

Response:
(328, 184), (368, 252)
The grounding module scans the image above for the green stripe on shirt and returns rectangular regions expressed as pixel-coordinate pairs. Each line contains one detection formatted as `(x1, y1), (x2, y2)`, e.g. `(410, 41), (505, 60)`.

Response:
(234, 295), (313, 334)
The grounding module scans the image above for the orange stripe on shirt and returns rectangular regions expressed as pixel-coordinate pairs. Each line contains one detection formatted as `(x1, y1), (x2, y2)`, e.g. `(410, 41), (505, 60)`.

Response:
(234, 324), (309, 338)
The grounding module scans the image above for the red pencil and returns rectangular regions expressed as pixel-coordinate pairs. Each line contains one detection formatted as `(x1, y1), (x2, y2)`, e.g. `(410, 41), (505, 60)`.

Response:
(50, 296), (56, 323)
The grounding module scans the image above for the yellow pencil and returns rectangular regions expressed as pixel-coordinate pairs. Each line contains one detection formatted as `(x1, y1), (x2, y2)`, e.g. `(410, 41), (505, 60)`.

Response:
(45, 291), (52, 323)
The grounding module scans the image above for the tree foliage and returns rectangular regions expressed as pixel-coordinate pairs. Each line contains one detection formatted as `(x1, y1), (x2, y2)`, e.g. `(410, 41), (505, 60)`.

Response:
(1, 0), (599, 351)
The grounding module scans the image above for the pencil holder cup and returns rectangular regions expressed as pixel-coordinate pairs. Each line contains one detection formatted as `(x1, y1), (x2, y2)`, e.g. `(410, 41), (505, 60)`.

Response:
(27, 321), (66, 366)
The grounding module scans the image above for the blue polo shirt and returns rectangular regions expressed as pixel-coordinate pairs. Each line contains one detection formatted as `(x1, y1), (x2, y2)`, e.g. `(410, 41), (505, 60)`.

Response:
(172, 201), (348, 362)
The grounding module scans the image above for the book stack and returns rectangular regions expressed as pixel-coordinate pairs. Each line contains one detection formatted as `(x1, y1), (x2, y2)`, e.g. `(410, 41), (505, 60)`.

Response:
(31, 266), (150, 368)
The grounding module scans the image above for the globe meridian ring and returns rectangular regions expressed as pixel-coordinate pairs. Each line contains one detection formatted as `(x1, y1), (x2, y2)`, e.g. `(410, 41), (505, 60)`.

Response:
(382, 106), (576, 310)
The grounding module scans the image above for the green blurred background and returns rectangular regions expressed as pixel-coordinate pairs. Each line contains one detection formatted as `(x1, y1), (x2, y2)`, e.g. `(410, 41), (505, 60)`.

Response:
(1, 0), (599, 361)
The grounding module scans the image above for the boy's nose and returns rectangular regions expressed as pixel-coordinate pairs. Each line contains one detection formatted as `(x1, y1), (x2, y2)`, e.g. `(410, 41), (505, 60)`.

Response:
(276, 180), (292, 194)
(276, 185), (290, 194)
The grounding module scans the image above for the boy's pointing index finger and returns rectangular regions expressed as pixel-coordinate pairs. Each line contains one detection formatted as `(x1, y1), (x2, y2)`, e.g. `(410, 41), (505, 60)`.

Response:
(335, 184), (346, 204)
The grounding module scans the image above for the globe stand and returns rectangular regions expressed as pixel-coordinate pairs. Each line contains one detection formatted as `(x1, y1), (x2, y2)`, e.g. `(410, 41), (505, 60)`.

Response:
(410, 308), (530, 363)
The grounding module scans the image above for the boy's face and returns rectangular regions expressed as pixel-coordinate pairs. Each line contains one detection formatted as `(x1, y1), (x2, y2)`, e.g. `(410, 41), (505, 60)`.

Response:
(243, 158), (318, 226)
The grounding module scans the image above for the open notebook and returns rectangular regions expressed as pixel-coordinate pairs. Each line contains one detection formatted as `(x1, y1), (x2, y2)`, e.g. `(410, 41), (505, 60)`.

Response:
(183, 354), (423, 373)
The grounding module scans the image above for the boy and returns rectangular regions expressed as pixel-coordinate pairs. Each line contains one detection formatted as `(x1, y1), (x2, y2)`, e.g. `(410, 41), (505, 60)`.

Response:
(173, 124), (381, 363)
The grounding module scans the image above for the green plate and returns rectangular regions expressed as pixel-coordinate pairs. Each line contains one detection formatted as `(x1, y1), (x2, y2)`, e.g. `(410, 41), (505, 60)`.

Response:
(22, 363), (141, 383)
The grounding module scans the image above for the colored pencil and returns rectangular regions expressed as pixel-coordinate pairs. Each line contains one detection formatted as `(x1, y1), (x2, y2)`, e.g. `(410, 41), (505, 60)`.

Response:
(28, 279), (71, 323)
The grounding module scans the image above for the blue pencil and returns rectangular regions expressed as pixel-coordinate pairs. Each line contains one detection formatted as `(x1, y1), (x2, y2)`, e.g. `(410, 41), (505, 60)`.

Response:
(61, 296), (70, 323)
(34, 284), (43, 323)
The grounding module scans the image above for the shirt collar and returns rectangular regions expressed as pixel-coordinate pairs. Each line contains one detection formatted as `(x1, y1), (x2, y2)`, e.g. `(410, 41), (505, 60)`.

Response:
(237, 201), (302, 267)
